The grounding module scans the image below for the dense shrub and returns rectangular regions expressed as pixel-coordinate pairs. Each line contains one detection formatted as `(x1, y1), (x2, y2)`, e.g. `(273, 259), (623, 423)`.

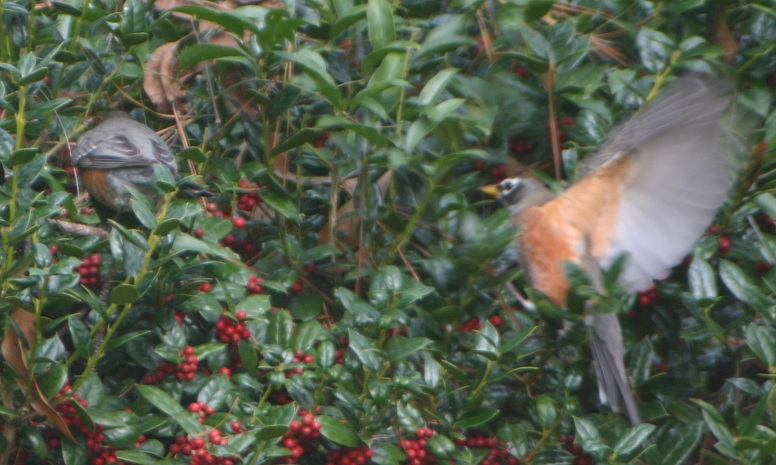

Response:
(0, 0), (775, 464)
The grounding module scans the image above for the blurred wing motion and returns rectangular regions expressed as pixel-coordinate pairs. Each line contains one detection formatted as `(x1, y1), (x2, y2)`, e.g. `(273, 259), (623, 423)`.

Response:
(485, 74), (745, 424)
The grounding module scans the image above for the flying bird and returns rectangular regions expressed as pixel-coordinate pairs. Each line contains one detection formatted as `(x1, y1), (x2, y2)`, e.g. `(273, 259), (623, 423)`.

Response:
(482, 75), (742, 424)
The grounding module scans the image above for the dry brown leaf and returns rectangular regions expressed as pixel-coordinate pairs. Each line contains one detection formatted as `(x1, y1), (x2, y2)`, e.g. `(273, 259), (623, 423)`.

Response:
(219, 56), (263, 119)
(714, 7), (738, 63)
(152, 0), (242, 31)
(144, 42), (188, 112)
(2, 309), (74, 440)
(147, 0), (283, 115)
(319, 171), (392, 254)
(153, 0), (188, 11)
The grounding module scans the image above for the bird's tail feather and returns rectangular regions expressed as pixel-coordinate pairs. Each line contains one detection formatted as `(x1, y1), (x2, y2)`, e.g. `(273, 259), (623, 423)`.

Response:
(587, 313), (641, 425)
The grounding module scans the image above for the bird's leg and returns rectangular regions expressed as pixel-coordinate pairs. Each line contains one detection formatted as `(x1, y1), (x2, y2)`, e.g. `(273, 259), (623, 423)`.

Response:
(505, 281), (536, 313)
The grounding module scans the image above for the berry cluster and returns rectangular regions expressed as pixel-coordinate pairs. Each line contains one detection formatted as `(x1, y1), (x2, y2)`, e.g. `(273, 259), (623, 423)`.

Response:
(58, 145), (77, 178)
(169, 428), (237, 465)
(237, 179), (262, 212)
(54, 385), (122, 465)
(176, 346), (199, 381)
(75, 253), (102, 288)
(386, 326), (408, 339)
(324, 446), (373, 465)
(247, 275), (264, 294)
(456, 434), (521, 465)
(187, 401), (216, 423)
(456, 317), (483, 332)
(707, 224), (732, 255)
(141, 346), (199, 384)
(399, 427), (436, 465)
(287, 349), (315, 378)
(220, 233), (257, 257)
(206, 202), (232, 219)
(473, 161), (507, 182)
(216, 311), (251, 345)
(510, 137), (535, 155)
(277, 410), (322, 464)
(559, 435), (592, 465)
(140, 361), (176, 384)
(335, 336), (349, 365)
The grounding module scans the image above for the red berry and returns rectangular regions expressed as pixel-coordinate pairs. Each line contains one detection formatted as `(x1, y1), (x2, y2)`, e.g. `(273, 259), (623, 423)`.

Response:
(719, 234), (731, 254)
(233, 216), (247, 228)
(230, 421), (242, 433)
(513, 64), (531, 77)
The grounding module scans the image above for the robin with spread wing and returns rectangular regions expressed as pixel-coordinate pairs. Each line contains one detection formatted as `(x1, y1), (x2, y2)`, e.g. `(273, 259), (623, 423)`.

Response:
(482, 75), (743, 424)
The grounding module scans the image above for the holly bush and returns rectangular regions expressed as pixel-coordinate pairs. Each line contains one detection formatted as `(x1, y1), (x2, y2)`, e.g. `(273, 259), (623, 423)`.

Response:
(1, 0), (776, 464)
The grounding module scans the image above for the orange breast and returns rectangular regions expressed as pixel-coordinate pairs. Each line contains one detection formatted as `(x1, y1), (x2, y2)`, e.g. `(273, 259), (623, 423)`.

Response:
(515, 155), (630, 306)
(80, 169), (116, 209)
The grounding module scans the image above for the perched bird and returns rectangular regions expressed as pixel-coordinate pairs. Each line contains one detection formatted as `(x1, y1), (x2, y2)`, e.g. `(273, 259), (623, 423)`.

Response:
(482, 75), (742, 424)
(72, 112), (210, 224)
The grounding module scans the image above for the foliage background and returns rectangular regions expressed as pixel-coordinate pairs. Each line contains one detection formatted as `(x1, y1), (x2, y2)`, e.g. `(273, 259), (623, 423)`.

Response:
(1, 0), (776, 464)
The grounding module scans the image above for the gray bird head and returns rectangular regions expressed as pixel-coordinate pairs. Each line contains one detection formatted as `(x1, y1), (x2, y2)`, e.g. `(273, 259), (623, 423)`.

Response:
(481, 177), (555, 216)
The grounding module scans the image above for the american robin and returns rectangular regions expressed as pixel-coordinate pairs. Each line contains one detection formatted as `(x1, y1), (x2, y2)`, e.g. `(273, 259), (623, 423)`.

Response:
(72, 112), (210, 224)
(482, 75), (741, 424)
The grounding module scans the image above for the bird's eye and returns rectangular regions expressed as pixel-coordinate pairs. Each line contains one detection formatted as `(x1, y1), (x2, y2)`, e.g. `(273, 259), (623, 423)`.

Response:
(499, 179), (520, 193)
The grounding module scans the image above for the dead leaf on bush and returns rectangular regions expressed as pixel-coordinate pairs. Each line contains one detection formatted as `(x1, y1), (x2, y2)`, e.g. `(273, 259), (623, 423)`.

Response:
(714, 6), (737, 63)
(320, 171), (392, 254)
(2, 309), (74, 440)
(144, 42), (188, 112)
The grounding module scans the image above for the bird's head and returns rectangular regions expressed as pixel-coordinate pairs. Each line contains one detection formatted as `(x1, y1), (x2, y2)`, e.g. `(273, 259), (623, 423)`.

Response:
(480, 177), (555, 215)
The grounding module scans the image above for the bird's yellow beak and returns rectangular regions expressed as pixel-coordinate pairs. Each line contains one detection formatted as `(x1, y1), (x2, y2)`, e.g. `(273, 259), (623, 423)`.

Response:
(479, 184), (501, 197)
